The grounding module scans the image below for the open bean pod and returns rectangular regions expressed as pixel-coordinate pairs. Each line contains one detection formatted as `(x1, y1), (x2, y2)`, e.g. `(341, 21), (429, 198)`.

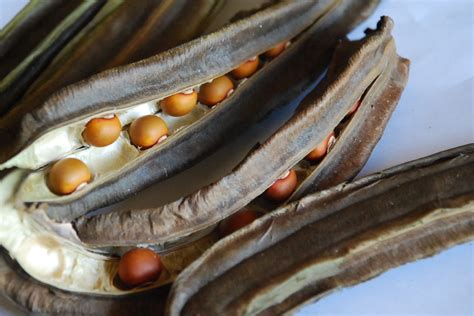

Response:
(74, 16), (407, 252)
(0, 0), (105, 114)
(167, 144), (474, 315)
(0, 170), (219, 314)
(0, 2), (382, 314)
(1, 0), (380, 222)
(11, 0), (224, 120)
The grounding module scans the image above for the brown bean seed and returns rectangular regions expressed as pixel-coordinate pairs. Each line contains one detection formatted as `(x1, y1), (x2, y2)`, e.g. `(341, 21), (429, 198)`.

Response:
(198, 76), (234, 106)
(264, 42), (287, 58)
(218, 209), (260, 238)
(118, 248), (162, 288)
(129, 115), (168, 149)
(160, 90), (197, 117)
(264, 169), (298, 202)
(231, 56), (259, 79)
(306, 131), (335, 161)
(48, 158), (92, 195)
(82, 115), (122, 147)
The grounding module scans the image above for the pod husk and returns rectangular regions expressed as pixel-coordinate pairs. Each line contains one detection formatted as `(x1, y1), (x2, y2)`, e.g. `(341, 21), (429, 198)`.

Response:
(13, 0), (223, 120)
(0, 0), (81, 78)
(167, 144), (474, 316)
(16, 0), (380, 222)
(0, 0), (105, 114)
(74, 15), (404, 249)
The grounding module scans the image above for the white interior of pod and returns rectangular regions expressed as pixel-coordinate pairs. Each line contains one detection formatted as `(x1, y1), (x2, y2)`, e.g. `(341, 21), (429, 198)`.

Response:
(0, 171), (171, 294)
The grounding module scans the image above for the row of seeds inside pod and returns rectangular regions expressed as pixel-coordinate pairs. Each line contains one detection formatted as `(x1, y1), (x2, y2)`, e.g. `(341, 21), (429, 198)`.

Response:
(47, 42), (290, 196)
(112, 97), (362, 290)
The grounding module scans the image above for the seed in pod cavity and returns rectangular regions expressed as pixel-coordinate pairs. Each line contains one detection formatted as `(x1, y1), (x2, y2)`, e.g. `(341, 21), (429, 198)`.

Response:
(160, 90), (198, 117)
(48, 158), (92, 195)
(218, 209), (260, 238)
(264, 169), (298, 202)
(347, 98), (362, 116)
(231, 56), (259, 79)
(129, 115), (168, 149)
(264, 42), (287, 58)
(118, 248), (162, 288)
(198, 75), (234, 106)
(306, 131), (336, 161)
(82, 115), (122, 147)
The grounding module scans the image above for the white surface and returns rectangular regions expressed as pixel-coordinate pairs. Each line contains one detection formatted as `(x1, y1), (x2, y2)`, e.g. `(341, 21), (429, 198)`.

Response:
(0, 0), (473, 315)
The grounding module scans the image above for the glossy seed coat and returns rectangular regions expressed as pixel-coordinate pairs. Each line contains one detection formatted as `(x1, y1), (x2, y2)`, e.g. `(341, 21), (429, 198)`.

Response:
(118, 248), (162, 288)
(306, 131), (335, 161)
(48, 158), (92, 195)
(82, 115), (122, 147)
(160, 91), (198, 117)
(129, 115), (168, 149)
(264, 169), (298, 202)
(230, 57), (259, 79)
(198, 76), (234, 106)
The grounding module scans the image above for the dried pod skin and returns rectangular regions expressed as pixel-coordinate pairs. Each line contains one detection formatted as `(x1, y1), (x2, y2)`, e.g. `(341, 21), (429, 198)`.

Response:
(264, 170), (298, 202)
(230, 57), (259, 79)
(218, 210), (260, 238)
(198, 76), (234, 106)
(118, 248), (162, 288)
(167, 145), (474, 316)
(48, 158), (91, 195)
(305, 131), (335, 161)
(0, 0), (105, 114)
(129, 115), (168, 149)
(160, 91), (198, 117)
(1, 0), (381, 220)
(82, 115), (122, 147)
(264, 42), (286, 58)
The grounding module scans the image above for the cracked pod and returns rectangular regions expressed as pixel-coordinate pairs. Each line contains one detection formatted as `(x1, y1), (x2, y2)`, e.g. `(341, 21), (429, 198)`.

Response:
(75, 17), (408, 253)
(167, 144), (474, 316)
(1, 0), (380, 222)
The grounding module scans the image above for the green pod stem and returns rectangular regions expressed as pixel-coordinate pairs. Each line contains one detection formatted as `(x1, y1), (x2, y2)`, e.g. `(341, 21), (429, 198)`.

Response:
(13, 0), (223, 121)
(167, 144), (474, 316)
(14, 0), (379, 221)
(74, 15), (402, 249)
(0, 0), (105, 115)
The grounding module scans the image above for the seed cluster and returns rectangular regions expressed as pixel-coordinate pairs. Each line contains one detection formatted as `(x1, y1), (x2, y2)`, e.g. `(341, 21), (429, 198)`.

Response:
(46, 42), (289, 197)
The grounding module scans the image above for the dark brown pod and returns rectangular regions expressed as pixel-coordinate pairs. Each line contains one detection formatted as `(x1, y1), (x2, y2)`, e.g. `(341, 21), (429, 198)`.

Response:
(11, 0), (222, 118)
(0, 0), (105, 115)
(74, 16), (404, 250)
(4, 0), (380, 222)
(167, 144), (474, 316)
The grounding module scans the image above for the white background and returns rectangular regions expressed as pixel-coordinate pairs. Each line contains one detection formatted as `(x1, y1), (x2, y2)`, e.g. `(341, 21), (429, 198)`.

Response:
(0, 0), (472, 315)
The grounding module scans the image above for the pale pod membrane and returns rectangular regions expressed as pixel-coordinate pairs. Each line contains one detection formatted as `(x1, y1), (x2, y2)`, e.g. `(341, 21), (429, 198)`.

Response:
(0, 170), (170, 295)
